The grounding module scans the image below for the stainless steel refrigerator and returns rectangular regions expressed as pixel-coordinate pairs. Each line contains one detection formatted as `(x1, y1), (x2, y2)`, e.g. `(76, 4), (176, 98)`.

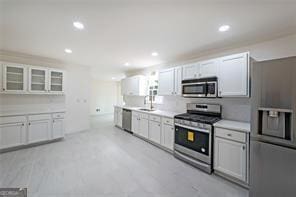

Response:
(250, 56), (296, 197)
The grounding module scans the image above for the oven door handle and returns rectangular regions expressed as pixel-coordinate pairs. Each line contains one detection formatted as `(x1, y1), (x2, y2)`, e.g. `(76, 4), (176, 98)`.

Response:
(175, 123), (210, 134)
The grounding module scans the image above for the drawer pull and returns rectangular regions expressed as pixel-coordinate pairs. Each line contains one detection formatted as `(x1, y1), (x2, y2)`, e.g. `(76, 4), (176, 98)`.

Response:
(227, 133), (232, 137)
(242, 146), (245, 150)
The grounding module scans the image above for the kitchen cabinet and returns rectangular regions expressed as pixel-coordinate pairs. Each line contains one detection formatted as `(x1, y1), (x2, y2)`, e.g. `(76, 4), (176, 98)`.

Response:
(1, 63), (27, 93)
(218, 52), (249, 97)
(214, 127), (249, 183)
(139, 115), (149, 138)
(114, 107), (122, 128)
(49, 69), (64, 94)
(132, 112), (150, 139)
(28, 67), (49, 93)
(52, 113), (65, 139)
(199, 59), (218, 78)
(132, 112), (140, 134)
(182, 63), (200, 80)
(121, 75), (147, 96)
(161, 118), (174, 150)
(27, 114), (51, 144)
(0, 121), (26, 149)
(149, 116), (161, 144)
(158, 67), (182, 96)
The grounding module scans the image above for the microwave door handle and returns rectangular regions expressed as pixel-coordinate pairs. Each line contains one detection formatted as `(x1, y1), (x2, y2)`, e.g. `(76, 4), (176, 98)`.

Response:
(175, 123), (210, 134)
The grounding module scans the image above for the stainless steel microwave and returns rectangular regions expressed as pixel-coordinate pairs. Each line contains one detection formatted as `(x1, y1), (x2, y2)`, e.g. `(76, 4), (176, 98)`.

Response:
(182, 77), (218, 98)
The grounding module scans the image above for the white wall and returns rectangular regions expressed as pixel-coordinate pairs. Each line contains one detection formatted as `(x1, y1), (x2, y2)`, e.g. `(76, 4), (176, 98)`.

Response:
(124, 34), (296, 123)
(0, 51), (91, 134)
(90, 80), (121, 116)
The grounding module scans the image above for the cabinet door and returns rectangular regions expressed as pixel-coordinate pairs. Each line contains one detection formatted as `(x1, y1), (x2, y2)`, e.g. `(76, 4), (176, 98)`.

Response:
(182, 63), (199, 80)
(49, 69), (64, 94)
(117, 110), (122, 128)
(129, 76), (139, 95)
(218, 52), (249, 97)
(149, 120), (161, 144)
(161, 123), (174, 150)
(29, 67), (48, 93)
(199, 59), (218, 78)
(174, 67), (182, 95)
(214, 137), (247, 182)
(114, 107), (118, 125)
(0, 123), (25, 149)
(158, 68), (175, 96)
(28, 120), (51, 144)
(121, 78), (128, 95)
(139, 118), (149, 138)
(132, 115), (139, 134)
(2, 64), (27, 92)
(52, 119), (64, 139)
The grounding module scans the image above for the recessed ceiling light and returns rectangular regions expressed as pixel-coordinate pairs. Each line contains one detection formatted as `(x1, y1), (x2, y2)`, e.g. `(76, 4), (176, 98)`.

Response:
(151, 52), (158, 57)
(124, 62), (130, 66)
(111, 77), (116, 80)
(73, 21), (84, 30)
(219, 25), (230, 32)
(64, 48), (72, 54)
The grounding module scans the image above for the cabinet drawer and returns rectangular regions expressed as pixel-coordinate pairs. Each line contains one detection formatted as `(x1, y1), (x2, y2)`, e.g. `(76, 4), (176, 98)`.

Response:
(0, 116), (26, 124)
(140, 113), (149, 119)
(149, 115), (161, 122)
(28, 114), (51, 121)
(52, 113), (65, 119)
(215, 127), (246, 143)
(162, 117), (174, 125)
(132, 111), (140, 117)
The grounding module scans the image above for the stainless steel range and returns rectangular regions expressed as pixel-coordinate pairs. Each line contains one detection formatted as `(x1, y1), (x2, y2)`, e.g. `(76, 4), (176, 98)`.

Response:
(174, 103), (221, 173)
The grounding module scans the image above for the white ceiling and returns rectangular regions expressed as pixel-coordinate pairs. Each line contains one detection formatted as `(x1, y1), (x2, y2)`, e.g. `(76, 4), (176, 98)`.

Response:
(1, 0), (296, 80)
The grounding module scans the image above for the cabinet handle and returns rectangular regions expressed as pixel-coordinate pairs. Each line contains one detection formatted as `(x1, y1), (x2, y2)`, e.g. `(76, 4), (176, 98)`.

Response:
(227, 133), (232, 137)
(242, 145), (245, 150)
(22, 123), (25, 126)
(28, 123), (31, 126)
(53, 120), (55, 123)
(3, 88), (5, 91)
(171, 92), (174, 95)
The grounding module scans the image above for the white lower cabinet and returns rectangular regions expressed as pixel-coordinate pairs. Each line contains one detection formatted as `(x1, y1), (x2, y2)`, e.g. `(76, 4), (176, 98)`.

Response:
(139, 116), (149, 139)
(161, 118), (174, 150)
(0, 122), (26, 149)
(132, 112), (140, 134)
(28, 119), (51, 144)
(149, 120), (161, 144)
(52, 119), (64, 139)
(114, 107), (122, 128)
(214, 127), (248, 183)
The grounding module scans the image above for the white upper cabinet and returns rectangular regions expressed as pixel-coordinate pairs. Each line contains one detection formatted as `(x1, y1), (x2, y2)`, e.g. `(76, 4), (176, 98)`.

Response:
(2, 63), (27, 93)
(158, 66), (182, 96)
(1, 62), (65, 95)
(29, 67), (49, 93)
(199, 59), (218, 78)
(121, 75), (147, 96)
(158, 68), (175, 95)
(218, 52), (249, 97)
(182, 63), (200, 80)
(49, 69), (64, 94)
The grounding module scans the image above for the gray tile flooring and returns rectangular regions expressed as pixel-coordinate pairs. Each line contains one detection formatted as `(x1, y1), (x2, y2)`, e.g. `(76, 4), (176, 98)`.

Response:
(0, 115), (249, 197)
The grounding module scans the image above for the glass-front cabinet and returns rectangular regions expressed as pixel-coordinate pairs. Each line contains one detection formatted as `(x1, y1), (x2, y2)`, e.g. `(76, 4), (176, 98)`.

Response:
(49, 70), (64, 93)
(2, 64), (27, 92)
(29, 67), (48, 93)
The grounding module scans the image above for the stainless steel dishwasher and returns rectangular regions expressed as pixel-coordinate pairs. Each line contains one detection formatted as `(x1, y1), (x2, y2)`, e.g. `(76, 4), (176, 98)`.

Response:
(122, 109), (132, 132)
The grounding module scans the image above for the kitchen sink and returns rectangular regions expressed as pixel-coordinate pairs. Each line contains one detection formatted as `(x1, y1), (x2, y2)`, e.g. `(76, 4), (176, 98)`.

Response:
(139, 108), (155, 112)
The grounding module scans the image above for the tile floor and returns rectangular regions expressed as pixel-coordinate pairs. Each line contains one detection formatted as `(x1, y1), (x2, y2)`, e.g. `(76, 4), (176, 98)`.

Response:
(0, 115), (249, 197)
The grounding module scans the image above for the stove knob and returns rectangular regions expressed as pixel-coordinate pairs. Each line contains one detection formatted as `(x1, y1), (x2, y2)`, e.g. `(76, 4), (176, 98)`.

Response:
(201, 148), (206, 153)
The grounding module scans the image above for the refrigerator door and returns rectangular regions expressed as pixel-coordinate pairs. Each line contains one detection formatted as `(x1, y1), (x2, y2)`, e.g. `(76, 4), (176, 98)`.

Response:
(250, 140), (296, 197)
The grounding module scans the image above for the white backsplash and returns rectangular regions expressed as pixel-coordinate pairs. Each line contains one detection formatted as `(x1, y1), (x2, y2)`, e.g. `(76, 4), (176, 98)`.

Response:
(124, 95), (251, 122)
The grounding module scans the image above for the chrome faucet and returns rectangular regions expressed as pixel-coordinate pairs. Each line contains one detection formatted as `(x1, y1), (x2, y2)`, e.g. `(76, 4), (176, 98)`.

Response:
(144, 95), (153, 110)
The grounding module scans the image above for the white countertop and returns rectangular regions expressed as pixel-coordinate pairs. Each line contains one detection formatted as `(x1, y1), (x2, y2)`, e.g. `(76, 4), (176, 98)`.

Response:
(0, 109), (66, 117)
(214, 120), (250, 133)
(114, 105), (180, 118)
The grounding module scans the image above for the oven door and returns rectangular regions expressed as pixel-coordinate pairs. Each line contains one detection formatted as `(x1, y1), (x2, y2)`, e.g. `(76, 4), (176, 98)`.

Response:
(174, 123), (212, 164)
(182, 82), (207, 97)
(206, 81), (217, 97)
